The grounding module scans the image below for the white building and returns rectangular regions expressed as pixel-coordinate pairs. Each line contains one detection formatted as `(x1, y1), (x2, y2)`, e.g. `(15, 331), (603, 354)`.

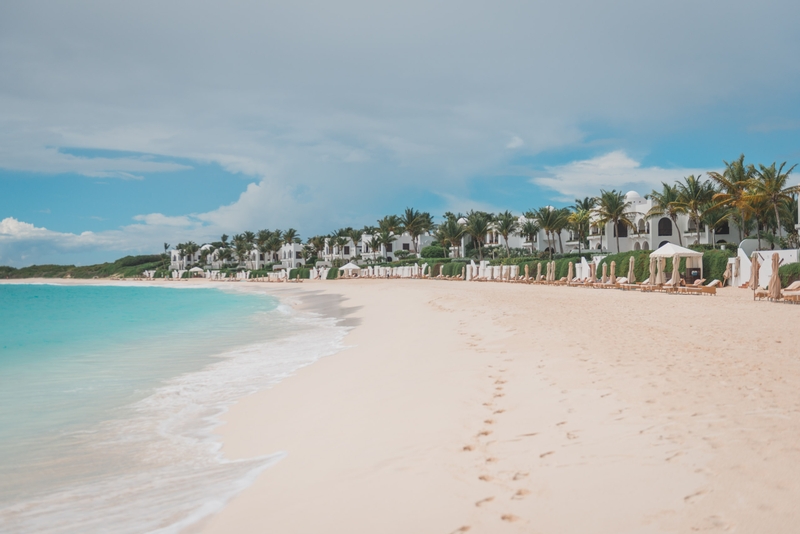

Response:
(322, 232), (434, 264)
(587, 191), (729, 253)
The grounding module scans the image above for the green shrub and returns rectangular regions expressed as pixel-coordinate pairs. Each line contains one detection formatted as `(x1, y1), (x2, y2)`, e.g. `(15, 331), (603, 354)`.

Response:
(289, 268), (311, 279)
(326, 266), (339, 279)
(441, 262), (467, 277)
(702, 249), (736, 283)
(779, 263), (800, 287)
(421, 245), (446, 258)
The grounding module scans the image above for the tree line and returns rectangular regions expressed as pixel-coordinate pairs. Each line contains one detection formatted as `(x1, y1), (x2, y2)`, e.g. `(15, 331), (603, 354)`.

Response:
(167, 155), (798, 268)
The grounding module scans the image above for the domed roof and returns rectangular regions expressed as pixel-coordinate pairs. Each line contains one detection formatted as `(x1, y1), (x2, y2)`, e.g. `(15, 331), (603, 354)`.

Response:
(457, 217), (468, 225)
(625, 190), (643, 200)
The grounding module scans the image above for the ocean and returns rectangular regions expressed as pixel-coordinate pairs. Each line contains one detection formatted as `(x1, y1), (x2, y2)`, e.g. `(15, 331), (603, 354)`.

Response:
(0, 283), (345, 533)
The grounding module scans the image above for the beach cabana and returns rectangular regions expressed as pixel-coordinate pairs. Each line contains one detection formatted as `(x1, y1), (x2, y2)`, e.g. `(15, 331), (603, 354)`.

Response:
(649, 243), (704, 283)
(339, 262), (361, 278)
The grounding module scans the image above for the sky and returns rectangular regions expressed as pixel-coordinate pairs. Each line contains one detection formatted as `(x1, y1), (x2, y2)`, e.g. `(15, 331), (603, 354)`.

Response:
(1, 0), (799, 266)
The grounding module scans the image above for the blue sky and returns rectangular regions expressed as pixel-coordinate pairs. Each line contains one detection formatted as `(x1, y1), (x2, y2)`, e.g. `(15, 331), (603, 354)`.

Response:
(1, 0), (799, 266)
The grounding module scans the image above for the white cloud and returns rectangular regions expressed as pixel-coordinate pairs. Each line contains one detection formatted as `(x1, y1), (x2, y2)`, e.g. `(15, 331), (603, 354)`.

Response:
(533, 151), (711, 199)
(506, 136), (524, 149)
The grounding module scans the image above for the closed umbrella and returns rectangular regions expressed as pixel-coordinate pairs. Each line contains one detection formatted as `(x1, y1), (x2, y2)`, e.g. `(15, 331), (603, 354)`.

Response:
(536, 262), (542, 282)
(768, 252), (781, 301)
(524, 264), (530, 281)
(649, 256), (657, 285)
(601, 262), (608, 284)
(628, 255), (636, 284)
(551, 261), (556, 281)
(723, 263), (732, 286)
(749, 252), (760, 291)
(609, 261), (617, 285)
(657, 257), (666, 285)
(567, 261), (574, 283)
(668, 254), (681, 287)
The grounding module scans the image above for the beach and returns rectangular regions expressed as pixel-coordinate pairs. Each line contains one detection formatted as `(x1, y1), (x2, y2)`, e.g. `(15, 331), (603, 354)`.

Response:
(193, 279), (800, 533)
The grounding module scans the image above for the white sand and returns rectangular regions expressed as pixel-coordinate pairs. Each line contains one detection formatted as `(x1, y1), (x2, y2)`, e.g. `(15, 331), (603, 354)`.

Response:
(197, 279), (800, 533)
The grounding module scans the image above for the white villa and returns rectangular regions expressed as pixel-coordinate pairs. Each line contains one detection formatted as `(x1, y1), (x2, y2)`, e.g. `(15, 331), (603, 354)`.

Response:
(170, 241), (305, 271)
(321, 232), (435, 264)
(586, 191), (730, 253)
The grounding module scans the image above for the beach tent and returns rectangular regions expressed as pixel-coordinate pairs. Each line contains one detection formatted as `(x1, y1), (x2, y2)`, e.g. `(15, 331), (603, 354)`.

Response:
(649, 243), (704, 280)
(667, 254), (681, 287)
(339, 262), (360, 278)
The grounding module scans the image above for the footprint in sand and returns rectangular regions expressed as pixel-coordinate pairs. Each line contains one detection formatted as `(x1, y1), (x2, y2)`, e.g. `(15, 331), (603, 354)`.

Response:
(512, 472), (529, 481)
(463, 444), (474, 451)
(478, 430), (492, 437)
(484, 419), (495, 425)
(512, 489), (531, 500)
(493, 409), (505, 414)
(479, 475), (492, 482)
(486, 457), (498, 463)
(684, 489), (708, 504)
(475, 497), (495, 507)
(501, 514), (520, 522)
(449, 526), (471, 533)
(493, 393), (505, 398)
(540, 451), (554, 458)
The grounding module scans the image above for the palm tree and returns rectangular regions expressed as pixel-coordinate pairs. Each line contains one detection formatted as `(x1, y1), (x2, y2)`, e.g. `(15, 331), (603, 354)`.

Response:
(365, 236), (382, 260)
(646, 182), (686, 246)
(306, 235), (326, 261)
(217, 247), (234, 266)
(553, 207), (570, 253)
(674, 175), (715, 245)
(573, 196), (596, 212)
(399, 208), (434, 253)
(519, 219), (540, 254)
(377, 230), (396, 259)
(434, 217), (465, 256)
(334, 233), (349, 260)
(699, 203), (729, 249)
(748, 161), (799, 239)
(256, 229), (272, 267)
(528, 207), (560, 258)
(568, 208), (591, 256)
(708, 154), (755, 241)
(464, 211), (492, 260)
(494, 211), (519, 256)
(283, 228), (300, 244)
(378, 215), (402, 234)
(183, 241), (200, 267)
(593, 190), (637, 253)
(232, 234), (250, 266)
(162, 242), (171, 269)
(266, 234), (282, 263)
(346, 227), (363, 257)
(242, 231), (256, 247)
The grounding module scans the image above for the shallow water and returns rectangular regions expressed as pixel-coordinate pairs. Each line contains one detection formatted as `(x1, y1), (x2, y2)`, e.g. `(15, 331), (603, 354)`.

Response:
(0, 284), (346, 532)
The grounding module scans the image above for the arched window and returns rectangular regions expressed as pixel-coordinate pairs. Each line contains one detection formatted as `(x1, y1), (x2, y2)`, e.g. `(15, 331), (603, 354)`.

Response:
(659, 240), (670, 248)
(634, 242), (641, 251)
(643, 241), (649, 250)
(716, 220), (730, 235)
(646, 222), (650, 233)
(596, 243), (602, 250)
(637, 219), (646, 233)
(658, 218), (673, 236)
(615, 221), (628, 238)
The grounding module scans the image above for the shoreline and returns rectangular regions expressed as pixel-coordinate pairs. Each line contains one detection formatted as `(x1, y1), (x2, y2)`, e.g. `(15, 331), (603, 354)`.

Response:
(4, 279), (800, 531)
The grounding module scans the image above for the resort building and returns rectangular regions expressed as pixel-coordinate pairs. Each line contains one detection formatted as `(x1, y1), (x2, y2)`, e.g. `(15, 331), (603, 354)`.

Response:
(322, 233), (434, 264)
(586, 191), (728, 253)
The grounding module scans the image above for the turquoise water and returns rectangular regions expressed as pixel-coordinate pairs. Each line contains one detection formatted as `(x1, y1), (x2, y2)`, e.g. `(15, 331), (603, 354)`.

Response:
(0, 283), (346, 533)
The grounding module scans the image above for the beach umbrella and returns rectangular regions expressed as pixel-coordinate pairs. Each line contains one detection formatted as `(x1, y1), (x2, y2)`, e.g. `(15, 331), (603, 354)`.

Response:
(668, 254), (681, 287)
(545, 261), (551, 282)
(628, 256), (636, 284)
(656, 257), (666, 285)
(567, 261), (574, 282)
(461, 265), (466, 280)
(524, 264), (529, 281)
(749, 252), (760, 292)
(609, 261), (616, 285)
(768, 252), (781, 301)
(601, 262), (608, 284)
(586, 262), (595, 285)
(551, 261), (556, 281)
(723, 263), (732, 286)
(536, 262), (542, 282)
